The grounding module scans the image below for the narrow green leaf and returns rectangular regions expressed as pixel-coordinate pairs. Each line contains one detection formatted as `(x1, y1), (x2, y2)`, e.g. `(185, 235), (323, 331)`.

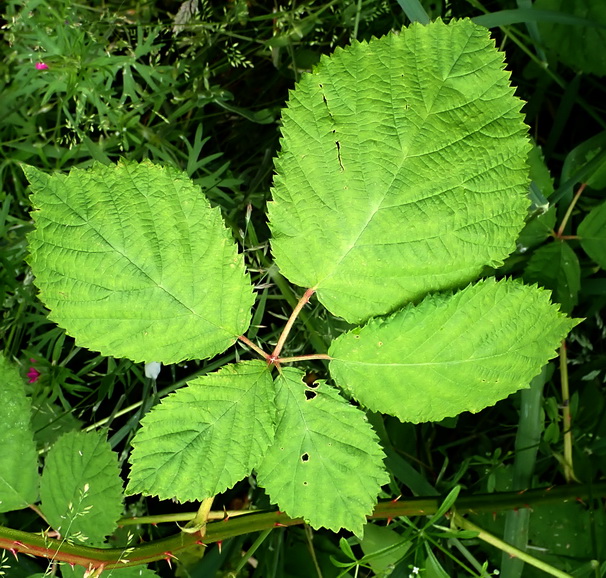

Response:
(524, 241), (581, 313)
(395, 0), (430, 25)
(425, 545), (450, 578)
(561, 131), (606, 193)
(269, 19), (530, 324)
(423, 486), (461, 528)
(579, 201), (606, 269)
(339, 537), (358, 561)
(534, 0), (606, 76)
(256, 368), (388, 536)
(31, 401), (82, 451)
(472, 8), (606, 29)
(127, 361), (275, 502)
(329, 278), (579, 423)
(40, 430), (123, 545)
(0, 354), (39, 513)
(25, 160), (254, 363)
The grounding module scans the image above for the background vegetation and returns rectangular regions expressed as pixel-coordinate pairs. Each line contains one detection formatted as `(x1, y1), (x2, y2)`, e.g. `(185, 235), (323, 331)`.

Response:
(1, 0), (606, 576)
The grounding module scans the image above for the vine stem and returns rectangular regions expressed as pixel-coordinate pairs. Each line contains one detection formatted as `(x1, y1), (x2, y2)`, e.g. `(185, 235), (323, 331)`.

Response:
(1, 483), (604, 571)
(271, 287), (316, 361)
(556, 182), (586, 238)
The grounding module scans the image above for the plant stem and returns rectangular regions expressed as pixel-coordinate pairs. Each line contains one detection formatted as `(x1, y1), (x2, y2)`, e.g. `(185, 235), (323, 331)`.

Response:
(118, 510), (249, 526)
(556, 182), (586, 238)
(271, 287), (316, 360)
(2, 483), (605, 571)
(559, 340), (576, 482)
(238, 334), (269, 360)
(230, 528), (272, 575)
(501, 368), (546, 577)
(453, 514), (573, 578)
(276, 353), (332, 364)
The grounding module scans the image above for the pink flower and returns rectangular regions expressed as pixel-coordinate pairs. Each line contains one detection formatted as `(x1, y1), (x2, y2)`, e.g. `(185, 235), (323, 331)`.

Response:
(27, 359), (41, 383)
(35, 62), (49, 70)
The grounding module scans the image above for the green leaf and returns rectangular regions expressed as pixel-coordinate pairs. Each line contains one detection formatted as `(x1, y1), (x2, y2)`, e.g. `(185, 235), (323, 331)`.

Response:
(329, 278), (578, 423)
(516, 207), (556, 252)
(523, 241), (581, 313)
(40, 430), (123, 545)
(425, 545), (450, 578)
(579, 201), (606, 269)
(256, 368), (388, 535)
(528, 142), (554, 201)
(127, 361), (275, 502)
(534, 0), (606, 76)
(24, 160), (254, 363)
(31, 401), (82, 451)
(561, 131), (606, 192)
(0, 354), (39, 513)
(358, 524), (411, 575)
(268, 19), (530, 324)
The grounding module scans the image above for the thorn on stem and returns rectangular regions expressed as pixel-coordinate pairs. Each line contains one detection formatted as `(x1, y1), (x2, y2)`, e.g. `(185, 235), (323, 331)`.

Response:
(164, 551), (178, 569)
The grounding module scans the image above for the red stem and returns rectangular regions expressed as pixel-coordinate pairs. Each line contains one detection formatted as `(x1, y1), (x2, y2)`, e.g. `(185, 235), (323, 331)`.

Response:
(271, 288), (316, 361)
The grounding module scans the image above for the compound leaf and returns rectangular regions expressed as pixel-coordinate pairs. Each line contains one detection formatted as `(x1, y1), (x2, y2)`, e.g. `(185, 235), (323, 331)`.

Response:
(127, 361), (275, 502)
(0, 354), (39, 513)
(256, 368), (388, 536)
(268, 19), (530, 323)
(579, 201), (606, 269)
(25, 160), (254, 363)
(40, 430), (123, 545)
(329, 278), (579, 423)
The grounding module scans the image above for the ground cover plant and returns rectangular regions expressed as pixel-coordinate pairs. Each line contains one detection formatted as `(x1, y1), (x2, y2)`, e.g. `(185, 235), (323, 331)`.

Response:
(2, 1), (606, 577)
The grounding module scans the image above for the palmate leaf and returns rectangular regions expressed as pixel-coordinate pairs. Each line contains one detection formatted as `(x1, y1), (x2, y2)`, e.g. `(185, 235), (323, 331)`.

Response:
(256, 368), (388, 536)
(329, 279), (580, 423)
(40, 430), (123, 545)
(127, 361), (275, 502)
(24, 161), (254, 363)
(0, 354), (39, 513)
(268, 18), (530, 324)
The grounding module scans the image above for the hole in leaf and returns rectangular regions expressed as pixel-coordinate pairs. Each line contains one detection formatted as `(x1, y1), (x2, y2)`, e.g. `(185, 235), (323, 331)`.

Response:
(301, 453), (309, 462)
(307, 381), (319, 389)
(305, 390), (317, 401)
(303, 481), (308, 486)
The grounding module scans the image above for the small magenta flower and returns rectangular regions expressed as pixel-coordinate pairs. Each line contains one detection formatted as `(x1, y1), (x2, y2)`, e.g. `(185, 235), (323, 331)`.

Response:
(27, 358), (41, 383)
(35, 62), (49, 71)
